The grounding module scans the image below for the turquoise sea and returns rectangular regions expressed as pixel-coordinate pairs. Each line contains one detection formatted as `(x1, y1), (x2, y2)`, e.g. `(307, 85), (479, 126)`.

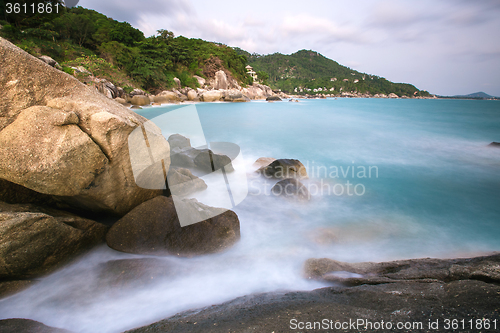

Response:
(1, 99), (499, 332)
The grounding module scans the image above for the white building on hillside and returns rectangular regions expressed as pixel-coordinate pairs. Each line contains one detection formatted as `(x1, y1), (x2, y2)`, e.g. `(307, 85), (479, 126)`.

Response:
(246, 65), (258, 81)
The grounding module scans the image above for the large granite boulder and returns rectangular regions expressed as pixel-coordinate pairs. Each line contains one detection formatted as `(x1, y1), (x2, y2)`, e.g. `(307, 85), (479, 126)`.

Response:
(0, 107), (106, 196)
(153, 91), (181, 104)
(213, 70), (229, 90)
(187, 89), (198, 101)
(223, 89), (250, 102)
(0, 37), (165, 215)
(242, 83), (274, 100)
(271, 178), (310, 201)
(200, 90), (223, 102)
(193, 75), (206, 87)
(258, 159), (308, 179)
(106, 196), (240, 256)
(0, 201), (107, 279)
(130, 95), (150, 106)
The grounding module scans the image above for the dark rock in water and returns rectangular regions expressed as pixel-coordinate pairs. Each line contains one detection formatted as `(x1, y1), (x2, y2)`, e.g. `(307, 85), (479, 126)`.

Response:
(170, 147), (199, 168)
(488, 142), (500, 147)
(0, 201), (108, 279)
(130, 105), (143, 109)
(258, 159), (308, 179)
(271, 178), (310, 201)
(168, 134), (191, 150)
(0, 280), (35, 299)
(0, 319), (73, 333)
(223, 90), (250, 102)
(96, 258), (181, 289)
(304, 253), (500, 286)
(167, 167), (207, 197)
(194, 149), (234, 173)
(125, 254), (500, 333)
(266, 96), (282, 101)
(106, 196), (240, 256)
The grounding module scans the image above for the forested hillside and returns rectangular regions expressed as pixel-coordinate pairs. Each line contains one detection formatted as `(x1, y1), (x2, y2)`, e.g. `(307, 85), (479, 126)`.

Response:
(0, 0), (429, 97)
(0, 1), (251, 92)
(235, 48), (430, 97)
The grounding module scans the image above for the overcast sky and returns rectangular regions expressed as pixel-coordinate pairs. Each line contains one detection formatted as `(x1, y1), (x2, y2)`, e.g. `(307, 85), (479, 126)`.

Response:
(80, 0), (500, 96)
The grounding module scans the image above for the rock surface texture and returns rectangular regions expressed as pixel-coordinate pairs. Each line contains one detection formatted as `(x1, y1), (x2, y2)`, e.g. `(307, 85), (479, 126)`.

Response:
(106, 196), (240, 256)
(0, 201), (107, 279)
(0, 37), (166, 216)
(126, 254), (500, 333)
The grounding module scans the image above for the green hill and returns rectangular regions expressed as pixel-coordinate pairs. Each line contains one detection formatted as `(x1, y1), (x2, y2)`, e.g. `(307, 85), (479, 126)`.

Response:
(0, 1), (252, 93)
(0, 0), (428, 97)
(235, 48), (429, 97)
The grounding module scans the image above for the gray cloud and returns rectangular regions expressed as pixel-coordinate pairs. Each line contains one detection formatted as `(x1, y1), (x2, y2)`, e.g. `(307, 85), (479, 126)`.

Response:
(81, 0), (192, 26)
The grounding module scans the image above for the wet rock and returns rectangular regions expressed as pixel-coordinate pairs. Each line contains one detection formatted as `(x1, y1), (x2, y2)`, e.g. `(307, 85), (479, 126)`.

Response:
(167, 167), (207, 196)
(0, 202), (108, 279)
(168, 134), (191, 150)
(304, 253), (500, 286)
(194, 149), (234, 172)
(271, 178), (310, 201)
(258, 159), (308, 179)
(126, 278), (500, 333)
(253, 157), (276, 168)
(96, 258), (180, 289)
(0, 319), (73, 333)
(488, 142), (500, 147)
(106, 196), (240, 256)
(0, 280), (35, 299)
(266, 96), (282, 101)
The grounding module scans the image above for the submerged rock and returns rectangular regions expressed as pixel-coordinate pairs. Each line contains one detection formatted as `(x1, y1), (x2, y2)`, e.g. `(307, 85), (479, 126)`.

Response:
(258, 159), (308, 179)
(271, 178), (310, 201)
(168, 134), (191, 150)
(266, 96), (282, 101)
(0, 319), (72, 333)
(127, 254), (500, 333)
(194, 149), (234, 172)
(106, 196), (240, 256)
(488, 142), (500, 147)
(167, 167), (207, 196)
(0, 202), (107, 279)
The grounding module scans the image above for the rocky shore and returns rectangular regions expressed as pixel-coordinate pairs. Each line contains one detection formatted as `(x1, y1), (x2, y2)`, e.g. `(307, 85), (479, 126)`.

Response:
(125, 254), (499, 333)
(0, 37), (498, 332)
